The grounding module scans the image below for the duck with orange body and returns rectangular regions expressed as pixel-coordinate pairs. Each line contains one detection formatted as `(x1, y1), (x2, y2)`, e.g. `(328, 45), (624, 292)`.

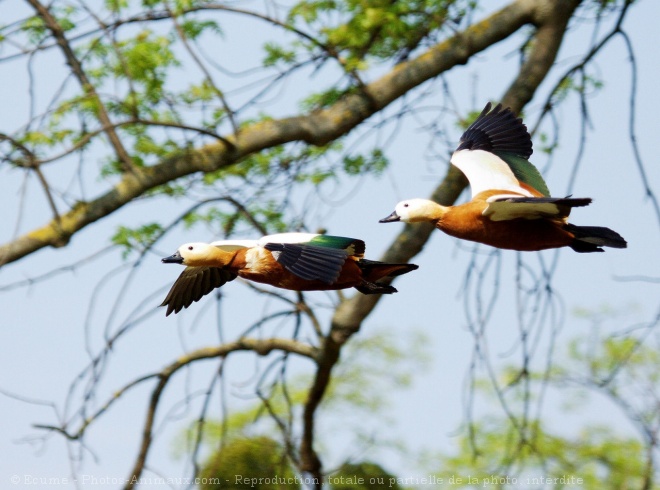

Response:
(160, 232), (418, 315)
(380, 103), (627, 253)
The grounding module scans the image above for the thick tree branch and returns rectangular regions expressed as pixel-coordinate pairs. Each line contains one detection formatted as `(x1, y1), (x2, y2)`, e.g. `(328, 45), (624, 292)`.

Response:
(298, 0), (582, 479)
(1, 0), (537, 267)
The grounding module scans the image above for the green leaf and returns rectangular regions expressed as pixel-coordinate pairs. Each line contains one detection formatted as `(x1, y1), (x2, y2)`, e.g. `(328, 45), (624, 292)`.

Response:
(178, 19), (221, 40)
(105, 0), (128, 13)
(301, 88), (348, 111)
(342, 149), (388, 176)
(111, 223), (164, 258)
(263, 42), (297, 67)
(21, 15), (48, 43)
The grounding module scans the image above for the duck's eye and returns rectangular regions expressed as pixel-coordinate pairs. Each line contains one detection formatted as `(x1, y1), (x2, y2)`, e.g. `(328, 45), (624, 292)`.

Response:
(403, 203), (409, 208)
(188, 246), (193, 250)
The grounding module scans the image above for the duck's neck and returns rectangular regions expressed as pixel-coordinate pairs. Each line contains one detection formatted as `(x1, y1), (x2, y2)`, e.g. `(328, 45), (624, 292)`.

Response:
(190, 248), (236, 267)
(414, 200), (447, 223)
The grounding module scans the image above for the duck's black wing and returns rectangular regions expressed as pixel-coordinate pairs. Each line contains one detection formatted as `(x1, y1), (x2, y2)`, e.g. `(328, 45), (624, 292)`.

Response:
(160, 267), (237, 316)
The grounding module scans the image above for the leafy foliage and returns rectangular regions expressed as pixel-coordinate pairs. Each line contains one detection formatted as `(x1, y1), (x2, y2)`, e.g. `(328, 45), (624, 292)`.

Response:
(199, 436), (299, 490)
(330, 462), (401, 490)
(288, 0), (475, 69)
(434, 323), (660, 490)
(179, 329), (429, 481)
(111, 222), (164, 258)
(436, 419), (652, 490)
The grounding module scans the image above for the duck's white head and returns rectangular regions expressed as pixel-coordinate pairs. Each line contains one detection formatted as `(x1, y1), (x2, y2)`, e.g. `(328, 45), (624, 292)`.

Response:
(162, 242), (223, 267)
(379, 199), (445, 224)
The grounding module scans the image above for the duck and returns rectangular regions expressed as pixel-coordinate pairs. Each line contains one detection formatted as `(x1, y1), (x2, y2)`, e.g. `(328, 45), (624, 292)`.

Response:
(160, 232), (419, 315)
(380, 102), (627, 253)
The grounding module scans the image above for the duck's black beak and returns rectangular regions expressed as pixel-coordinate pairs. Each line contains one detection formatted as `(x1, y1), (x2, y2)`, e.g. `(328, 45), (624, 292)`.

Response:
(161, 251), (183, 264)
(379, 211), (400, 223)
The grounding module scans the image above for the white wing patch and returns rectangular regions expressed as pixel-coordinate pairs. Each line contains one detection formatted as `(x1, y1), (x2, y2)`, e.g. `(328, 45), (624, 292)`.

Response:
(211, 239), (258, 251)
(451, 150), (534, 199)
(211, 233), (322, 251)
(483, 196), (565, 222)
(256, 232), (320, 247)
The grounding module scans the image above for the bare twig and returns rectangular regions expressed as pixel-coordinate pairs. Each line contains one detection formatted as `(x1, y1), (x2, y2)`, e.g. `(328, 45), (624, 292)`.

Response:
(123, 337), (316, 488)
(26, 0), (137, 174)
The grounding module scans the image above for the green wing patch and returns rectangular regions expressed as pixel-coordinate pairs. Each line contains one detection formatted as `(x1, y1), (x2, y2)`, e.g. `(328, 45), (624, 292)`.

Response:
(496, 151), (551, 197)
(307, 235), (365, 257)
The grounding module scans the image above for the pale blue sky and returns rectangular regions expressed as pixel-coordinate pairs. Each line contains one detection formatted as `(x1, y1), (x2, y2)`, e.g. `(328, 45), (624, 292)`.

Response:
(1, 1), (659, 488)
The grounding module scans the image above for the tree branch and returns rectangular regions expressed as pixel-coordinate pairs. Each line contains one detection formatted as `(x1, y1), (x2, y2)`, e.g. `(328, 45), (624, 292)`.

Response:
(297, 0), (583, 479)
(35, 336), (314, 488)
(25, 0), (138, 174)
(1, 0), (537, 267)
(123, 337), (315, 488)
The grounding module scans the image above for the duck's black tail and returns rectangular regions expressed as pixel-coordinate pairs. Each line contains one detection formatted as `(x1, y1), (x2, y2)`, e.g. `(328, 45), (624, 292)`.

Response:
(355, 259), (419, 294)
(566, 224), (627, 253)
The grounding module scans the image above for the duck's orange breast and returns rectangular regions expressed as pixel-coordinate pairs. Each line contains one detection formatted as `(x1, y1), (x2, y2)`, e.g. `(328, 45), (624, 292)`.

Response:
(439, 201), (574, 251)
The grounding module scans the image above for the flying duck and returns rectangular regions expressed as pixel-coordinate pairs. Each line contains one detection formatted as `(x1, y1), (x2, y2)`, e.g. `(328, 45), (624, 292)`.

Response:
(380, 102), (627, 253)
(160, 232), (419, 315)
